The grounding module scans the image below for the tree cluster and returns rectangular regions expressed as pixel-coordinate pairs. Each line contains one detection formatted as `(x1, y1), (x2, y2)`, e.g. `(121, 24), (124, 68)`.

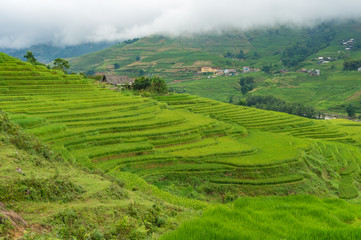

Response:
(343, 59), (361, 71)
(261, 65), (273, 74)
(114, 63), (120, 69)
(23, 51), (38, 64)
(23, 51), (70, 73)
(53, 58), (70, 73)
(239, 76), (255, 95)
(281, 23), (336, 67)
(352, 41), (361, 51)
(224, 50), (245, 60)
(345, 104), (356, 118)
(123, 38), (140, 44)
(245, 95), (321, 119)
(132, 76), (168, 94)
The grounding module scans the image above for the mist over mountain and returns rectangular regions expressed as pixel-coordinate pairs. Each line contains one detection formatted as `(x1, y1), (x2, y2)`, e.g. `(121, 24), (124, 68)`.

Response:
(1, 0), (361, 49)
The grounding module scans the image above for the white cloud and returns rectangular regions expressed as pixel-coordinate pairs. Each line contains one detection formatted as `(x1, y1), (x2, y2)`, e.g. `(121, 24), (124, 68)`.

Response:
(0, 0), (361, 48)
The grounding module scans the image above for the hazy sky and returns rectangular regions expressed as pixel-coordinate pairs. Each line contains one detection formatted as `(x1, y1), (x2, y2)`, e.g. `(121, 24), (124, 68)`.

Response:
(1, 0), (361, 49)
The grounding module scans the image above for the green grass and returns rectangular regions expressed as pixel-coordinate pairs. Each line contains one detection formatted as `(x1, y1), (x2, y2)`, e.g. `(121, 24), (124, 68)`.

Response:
(65, 20), (361, 115)
(3, 52), (310, 201)
(3, 52), (361, 203)
(162, 195), (361, 240)
(0, 111), (197, 240)
(3, 48), (361, 239)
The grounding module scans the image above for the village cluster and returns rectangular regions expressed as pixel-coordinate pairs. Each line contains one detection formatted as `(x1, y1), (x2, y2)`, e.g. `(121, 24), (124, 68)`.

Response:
(200, 66), (260, 78)
(342, 38), (355, 51)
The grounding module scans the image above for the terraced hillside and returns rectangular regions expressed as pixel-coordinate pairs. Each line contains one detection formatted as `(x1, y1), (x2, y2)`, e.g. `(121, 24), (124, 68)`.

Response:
(1, 52), (361, 202)
(0, 112), (197, 239)
(154, 94), (356, 143)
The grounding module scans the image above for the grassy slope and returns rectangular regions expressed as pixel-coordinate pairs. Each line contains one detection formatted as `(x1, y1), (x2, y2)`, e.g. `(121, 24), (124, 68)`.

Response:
(162, 195), (361, 240)
(3, 52), (361, 201)
(69, 20), (361, 114)
(170, 20), (361, 113)
(0, 113), (197, 239)
(3, 52), (361, 239)
(68, 26), (308, 81)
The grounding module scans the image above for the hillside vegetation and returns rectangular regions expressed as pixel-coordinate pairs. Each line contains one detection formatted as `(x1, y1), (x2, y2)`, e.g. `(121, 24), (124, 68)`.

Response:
(2, 52), (361, 239)
(68, 20), (361, 115)
(68, 27), (305, 79)
(163, 195), (361, 240)
(0, 111), (196, 239)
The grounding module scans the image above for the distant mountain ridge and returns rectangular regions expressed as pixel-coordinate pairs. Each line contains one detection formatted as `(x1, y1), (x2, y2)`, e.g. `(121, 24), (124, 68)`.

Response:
(0, 41), (117, 63)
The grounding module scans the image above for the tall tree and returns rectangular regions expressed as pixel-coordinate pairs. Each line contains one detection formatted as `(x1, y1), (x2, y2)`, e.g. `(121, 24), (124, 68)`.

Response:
(346, 104), (356, 118)
(23, 51), (37, 64)
(53, 58), (70, 72)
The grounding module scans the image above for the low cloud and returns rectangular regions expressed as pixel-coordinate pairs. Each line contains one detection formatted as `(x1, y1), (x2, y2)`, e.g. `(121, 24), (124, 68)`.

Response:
(1, 0), (361, 49)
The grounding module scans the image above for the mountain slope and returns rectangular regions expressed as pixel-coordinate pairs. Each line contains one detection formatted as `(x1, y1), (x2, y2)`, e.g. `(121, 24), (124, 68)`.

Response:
(3, 52), (361, 239)
(67, 20), (361, 114)
(1, 52), (361, 201)
(0, 112), (196, 239)
(69, 20), (361, 78)
(68, 28), (304, 79)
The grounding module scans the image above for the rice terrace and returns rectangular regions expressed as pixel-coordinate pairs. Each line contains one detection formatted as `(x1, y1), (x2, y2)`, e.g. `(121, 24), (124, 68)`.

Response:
(2, 1), (361, 239)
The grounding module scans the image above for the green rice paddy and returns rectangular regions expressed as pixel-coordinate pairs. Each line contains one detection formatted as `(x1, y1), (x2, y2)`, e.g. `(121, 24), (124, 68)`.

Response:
(2, 52), (361, 239)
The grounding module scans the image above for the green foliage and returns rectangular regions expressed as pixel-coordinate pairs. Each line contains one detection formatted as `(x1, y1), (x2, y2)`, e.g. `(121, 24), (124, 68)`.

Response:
(53, 58), (70, 73)
(345, 103), (356, 117)
(49, 202), (175, 240)
(239, 76), (255, 94)
(343, 59), (361, 70)
(162, 195), (361, 240)
(132, 76), (168, 94)
(124, 38), (140, 44)
(4, 51), (361, 239)
(237, 50), (245, 59)
(94, 183), (128, 200)
(0, 112), (60, 161)
(246, 95), (321, 118)
(86, 69), (96, 76)
(352, 40), (361, 51)
(24, 51), (37, 64)
(281, 23), (336, 67)
(113, 63), (120, 69)
(0, 176), (84, 202)
(0, 215), (14, 239)
(261, 64), (272, 74)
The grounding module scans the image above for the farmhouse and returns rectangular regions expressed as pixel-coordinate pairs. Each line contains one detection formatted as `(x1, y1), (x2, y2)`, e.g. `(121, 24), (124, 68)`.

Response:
(101, 74), (135, 87)
(224, 69), (237, 74)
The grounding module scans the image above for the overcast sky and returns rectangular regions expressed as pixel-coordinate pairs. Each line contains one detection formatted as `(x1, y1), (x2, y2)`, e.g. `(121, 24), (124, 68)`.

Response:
(1, 0), (361, 49)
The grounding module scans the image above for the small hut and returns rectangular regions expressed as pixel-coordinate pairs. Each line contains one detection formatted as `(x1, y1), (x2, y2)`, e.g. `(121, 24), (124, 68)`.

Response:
(101, 75), (135, 87)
